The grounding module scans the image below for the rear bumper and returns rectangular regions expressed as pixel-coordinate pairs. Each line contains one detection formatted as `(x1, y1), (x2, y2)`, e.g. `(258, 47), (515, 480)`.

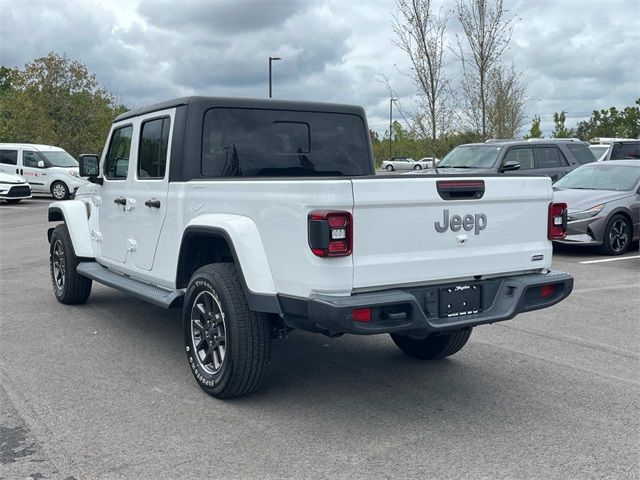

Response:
(280, 270), (573, 336)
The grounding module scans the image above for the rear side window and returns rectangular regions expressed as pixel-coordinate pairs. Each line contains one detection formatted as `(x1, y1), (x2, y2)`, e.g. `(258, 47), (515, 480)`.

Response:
(611, 142), (640, 160)
(535, 147), (567, 168)
(201, 108), (371, 177)
(566, 143), (597, 164)
(104, 125), (133, 180)
(0, 149), (18, 165)
(138, 117), (170, 179)
(503, 147), (534, 170)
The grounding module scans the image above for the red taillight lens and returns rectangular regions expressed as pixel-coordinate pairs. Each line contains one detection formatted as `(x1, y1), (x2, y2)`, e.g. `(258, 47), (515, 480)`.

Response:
(308, 210), (353, 257)
(352, 308), (371, 322)
(548, 202), (567, 240)
(540, 284), (556, 298)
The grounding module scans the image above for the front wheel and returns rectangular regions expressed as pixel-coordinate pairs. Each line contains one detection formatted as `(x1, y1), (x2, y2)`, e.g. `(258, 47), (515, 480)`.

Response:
(391, 328), (472, 359)
(599, 214), (631, 255)
(51, 181), (69, 200)
(4, 199), (22, 204)
(385, 164), (394, 172)
(49, 224), (92, 304)
(183, 263), (271, 398)
(413, 164), (422, 170)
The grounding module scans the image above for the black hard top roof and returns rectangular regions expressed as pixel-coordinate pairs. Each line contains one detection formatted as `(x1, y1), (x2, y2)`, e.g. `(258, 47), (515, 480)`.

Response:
(114, 96), (366, 122)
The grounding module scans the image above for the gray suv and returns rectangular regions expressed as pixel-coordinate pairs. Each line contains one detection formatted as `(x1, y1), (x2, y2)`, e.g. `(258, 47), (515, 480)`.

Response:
(436, 139), (596, 181)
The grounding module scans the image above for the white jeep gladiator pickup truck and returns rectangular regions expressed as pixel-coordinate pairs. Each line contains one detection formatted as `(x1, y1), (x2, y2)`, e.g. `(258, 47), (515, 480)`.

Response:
(47, 96), (573, 398)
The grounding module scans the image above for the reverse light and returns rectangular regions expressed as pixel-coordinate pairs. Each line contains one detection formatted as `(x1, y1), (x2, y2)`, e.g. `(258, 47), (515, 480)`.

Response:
(308, 210), (353, 257)
(548, 202), (567, 240)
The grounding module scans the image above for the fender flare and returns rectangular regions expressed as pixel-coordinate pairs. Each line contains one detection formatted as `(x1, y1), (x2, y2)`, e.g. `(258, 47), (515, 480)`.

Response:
(178, 214), (280, 313)
(48, 200), (94, 258)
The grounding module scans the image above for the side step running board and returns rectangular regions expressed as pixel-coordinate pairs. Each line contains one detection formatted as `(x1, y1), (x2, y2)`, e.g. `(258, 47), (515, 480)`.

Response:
(76, 262), (183, 309)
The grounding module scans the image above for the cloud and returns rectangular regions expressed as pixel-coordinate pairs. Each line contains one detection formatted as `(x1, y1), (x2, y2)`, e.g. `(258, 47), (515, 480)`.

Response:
(1, 0), (639, 138)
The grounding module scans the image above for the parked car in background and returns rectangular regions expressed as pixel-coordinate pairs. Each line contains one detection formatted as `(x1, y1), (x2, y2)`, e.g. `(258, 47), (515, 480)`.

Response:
(418, 157), (440, 169)
(0, 143), (88, 200)
(0, 171), (32, 204)
(594, 139), (640, 161)
(381, 157), (423, 171)
(433, 139), (595, 181)
(553, 160), (640, 255)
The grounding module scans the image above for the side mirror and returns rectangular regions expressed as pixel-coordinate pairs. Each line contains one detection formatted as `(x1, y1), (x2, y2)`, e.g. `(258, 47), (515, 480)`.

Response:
(502, 160), (521, 172)
(79, 154), (102, 184)
(37, 160), (45, 168)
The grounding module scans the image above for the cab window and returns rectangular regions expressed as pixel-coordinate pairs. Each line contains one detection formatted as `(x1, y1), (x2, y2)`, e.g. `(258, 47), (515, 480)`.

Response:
(104, 125), (133, 180)
(138, 117), (170, 179)
(23, 151), (45, 168)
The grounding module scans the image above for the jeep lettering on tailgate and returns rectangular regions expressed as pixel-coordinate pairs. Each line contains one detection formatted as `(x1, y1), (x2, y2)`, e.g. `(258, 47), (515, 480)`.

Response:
(435, 209), (487, 235)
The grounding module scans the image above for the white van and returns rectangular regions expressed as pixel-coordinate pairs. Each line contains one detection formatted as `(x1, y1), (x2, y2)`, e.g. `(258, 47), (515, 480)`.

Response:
(0, 143), (88, 199)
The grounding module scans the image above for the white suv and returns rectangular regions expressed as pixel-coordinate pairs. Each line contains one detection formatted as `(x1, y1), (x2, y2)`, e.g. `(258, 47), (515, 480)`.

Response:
(0, 143), (88, 199)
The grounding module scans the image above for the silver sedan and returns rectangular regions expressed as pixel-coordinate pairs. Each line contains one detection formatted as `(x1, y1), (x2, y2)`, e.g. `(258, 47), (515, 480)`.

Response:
(381, 157), (423, 172)
(553, 160), (640, 255)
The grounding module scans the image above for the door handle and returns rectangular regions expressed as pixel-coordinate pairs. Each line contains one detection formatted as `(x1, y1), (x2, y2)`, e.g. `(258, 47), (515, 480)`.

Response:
(113, 196), (127, 206)
(144, 199), (161, 208)
(16, 168), (19, 174)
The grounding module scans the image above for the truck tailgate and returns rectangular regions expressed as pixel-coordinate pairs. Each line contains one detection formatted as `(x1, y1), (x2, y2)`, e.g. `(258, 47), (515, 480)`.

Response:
(350, 176), (553, 290)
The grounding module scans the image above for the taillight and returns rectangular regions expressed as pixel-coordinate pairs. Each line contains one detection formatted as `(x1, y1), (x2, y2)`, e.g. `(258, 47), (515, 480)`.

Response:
(548, 202), (567, 240)
(308, 210), (352, 257)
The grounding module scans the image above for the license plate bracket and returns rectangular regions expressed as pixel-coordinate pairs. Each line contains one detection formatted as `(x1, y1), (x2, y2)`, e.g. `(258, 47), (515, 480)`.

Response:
(439, 284), (482, 318)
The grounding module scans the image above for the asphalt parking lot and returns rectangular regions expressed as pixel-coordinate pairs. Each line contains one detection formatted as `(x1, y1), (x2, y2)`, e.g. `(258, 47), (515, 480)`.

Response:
(1, 197), (639, 480)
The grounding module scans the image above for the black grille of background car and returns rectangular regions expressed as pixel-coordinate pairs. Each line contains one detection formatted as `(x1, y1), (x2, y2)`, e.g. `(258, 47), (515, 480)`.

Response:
(7, 186), (31, 197)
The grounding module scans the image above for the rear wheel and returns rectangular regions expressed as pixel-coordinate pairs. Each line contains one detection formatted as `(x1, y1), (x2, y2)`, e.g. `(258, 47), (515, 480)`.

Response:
(51, 181), (69, 200)
(599, 214), (631, 255)
(4, 199), (21, 204)
(183, 263), (271, 398)
(49, 224), (92, 304)
(386, 164), (394, 172)
(413, 164), (422, 170)
(391, 328), (472, 359)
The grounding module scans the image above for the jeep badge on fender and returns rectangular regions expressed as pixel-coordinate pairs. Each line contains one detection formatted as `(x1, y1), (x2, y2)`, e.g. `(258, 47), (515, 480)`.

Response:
(435, 209), (487, 235)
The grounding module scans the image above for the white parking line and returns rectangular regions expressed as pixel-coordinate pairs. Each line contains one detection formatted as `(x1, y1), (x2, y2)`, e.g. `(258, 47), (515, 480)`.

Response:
(579, 255), (640, 264)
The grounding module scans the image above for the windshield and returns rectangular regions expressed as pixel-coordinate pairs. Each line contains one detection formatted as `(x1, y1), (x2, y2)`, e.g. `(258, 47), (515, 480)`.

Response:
(438, 145), (502, 169)
(554, 163), (640, 191)
(40, 150), (78, 167)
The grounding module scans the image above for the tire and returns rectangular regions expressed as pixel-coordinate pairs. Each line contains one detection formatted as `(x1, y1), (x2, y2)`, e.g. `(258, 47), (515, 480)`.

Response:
(599, 214), (632, 255)
(51, 181), (69, 200)
(4, 199), (21, 204)
(49, 224), (92, 304)
(386, 164), (394, 172)
(414, 164), (422, 170)
(183, 263), (271, 399)
(391, 328), (472, 359)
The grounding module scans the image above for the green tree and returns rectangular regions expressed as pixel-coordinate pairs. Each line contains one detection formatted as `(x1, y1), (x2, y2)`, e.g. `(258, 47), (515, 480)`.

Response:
(552, 111), (574, 138)
(0, 53), (126, 157)
(523, 115), (543, 139)
(574, 99), (640, 140)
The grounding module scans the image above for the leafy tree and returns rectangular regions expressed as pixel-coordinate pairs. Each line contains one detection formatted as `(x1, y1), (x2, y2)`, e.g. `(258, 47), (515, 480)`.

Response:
(456, 0), (517, 138)
(393, 0), (454, 141)
(574, 99), (640, 140)
(552, 111), (574, 138)
(523, 115), (543, 139)
(0, 53), (126, 157)
(485, 64), (526, 139)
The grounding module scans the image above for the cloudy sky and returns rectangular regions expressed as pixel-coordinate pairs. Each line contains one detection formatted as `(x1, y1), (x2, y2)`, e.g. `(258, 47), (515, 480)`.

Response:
(1, 0), (638, 136)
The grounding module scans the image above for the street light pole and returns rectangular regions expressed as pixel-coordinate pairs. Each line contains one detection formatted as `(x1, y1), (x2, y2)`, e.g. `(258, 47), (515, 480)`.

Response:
(389, 98), (398, 157)
(268, 56), (281, 98)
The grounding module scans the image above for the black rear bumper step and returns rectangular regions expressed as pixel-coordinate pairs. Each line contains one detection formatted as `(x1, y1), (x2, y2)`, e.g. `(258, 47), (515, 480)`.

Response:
(279, 270), (573, 336)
